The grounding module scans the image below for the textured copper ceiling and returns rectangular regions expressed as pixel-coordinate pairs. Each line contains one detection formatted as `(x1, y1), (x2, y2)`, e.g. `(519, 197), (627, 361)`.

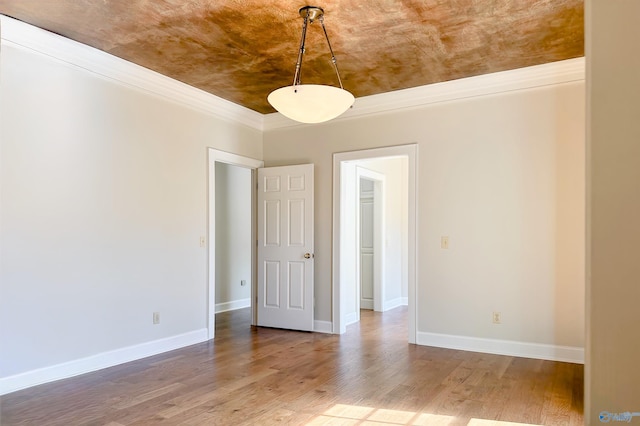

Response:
(0, 0), (584, 114)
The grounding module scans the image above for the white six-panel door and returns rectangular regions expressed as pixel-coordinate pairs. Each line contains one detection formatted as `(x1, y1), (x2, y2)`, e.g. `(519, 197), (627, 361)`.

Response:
(257, 164), (314, 331)
(359, 178), (375, 310)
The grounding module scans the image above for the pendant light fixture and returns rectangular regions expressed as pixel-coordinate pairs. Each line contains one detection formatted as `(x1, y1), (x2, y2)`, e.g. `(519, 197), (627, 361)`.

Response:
(267, 6), (354, 124)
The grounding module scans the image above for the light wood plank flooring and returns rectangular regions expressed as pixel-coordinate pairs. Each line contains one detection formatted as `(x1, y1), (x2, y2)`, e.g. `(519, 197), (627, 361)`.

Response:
(1, 307), (583, 425)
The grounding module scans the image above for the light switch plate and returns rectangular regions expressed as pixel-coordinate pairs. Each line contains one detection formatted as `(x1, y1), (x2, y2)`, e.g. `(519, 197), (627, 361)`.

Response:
(441, 236), (449, 249)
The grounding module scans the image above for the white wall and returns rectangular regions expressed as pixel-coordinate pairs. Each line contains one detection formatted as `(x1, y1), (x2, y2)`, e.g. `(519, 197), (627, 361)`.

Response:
(214, 162), (251, 310)
(586, 0), (640, 422)
(0, 20), (262, 390)
(264, 78), (585, 354)
(0, 16), (586, 394)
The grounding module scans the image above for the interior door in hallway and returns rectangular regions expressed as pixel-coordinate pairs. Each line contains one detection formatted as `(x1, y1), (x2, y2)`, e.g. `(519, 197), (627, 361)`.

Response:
(257, 164), (314, 331)
(359, 178), (375, 310)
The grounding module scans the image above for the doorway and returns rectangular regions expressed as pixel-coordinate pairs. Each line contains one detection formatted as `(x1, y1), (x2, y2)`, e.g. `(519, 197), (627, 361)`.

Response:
(332, 144), (418, 343)
(214, 162), (251, 314)
(356, 167), (385, 320)
(207, 149), (263, 339)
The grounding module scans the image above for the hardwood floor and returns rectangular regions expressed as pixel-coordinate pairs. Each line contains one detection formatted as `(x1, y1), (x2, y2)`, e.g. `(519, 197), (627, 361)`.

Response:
(1, 307), (583, 425)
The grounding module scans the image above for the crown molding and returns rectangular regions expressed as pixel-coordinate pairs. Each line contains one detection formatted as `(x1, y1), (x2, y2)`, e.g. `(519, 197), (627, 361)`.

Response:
(0, 16), (264, 130)
(263, 57), (586, 130)
(2, 15), (584, 133)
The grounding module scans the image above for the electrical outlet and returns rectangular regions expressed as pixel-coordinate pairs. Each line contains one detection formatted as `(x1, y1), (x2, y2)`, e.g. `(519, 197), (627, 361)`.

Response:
(241, 280), (246, 286)
(153, 312), (160, 325)
(492, 312), (501, 324)
(199, 236), (206, 248)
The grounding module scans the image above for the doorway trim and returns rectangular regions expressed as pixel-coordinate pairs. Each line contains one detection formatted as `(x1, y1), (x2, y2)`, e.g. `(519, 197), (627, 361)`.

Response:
(207, 148), (263, 340)
(332, 144), (418, 343)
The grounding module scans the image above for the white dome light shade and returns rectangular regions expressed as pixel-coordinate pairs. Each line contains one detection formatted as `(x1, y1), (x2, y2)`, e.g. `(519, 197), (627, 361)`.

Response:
(268, 84), (354, 124)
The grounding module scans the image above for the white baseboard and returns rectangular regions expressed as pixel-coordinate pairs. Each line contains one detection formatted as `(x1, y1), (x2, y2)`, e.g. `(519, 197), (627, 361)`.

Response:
(215, 298), (251, 313)
(416, 331), (584, 364)
(0, 329), (208, 396)
(345, 312), (359, 326)
(383, 297), (407, 311)
(314, 320), (333, 334)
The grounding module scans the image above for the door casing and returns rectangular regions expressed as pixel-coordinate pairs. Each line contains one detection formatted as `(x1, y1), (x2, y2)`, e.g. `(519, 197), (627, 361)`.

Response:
(332, 144), (418, 343)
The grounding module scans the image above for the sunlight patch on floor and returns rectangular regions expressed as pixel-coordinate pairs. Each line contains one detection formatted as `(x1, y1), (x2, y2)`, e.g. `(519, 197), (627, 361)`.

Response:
(307, 404), (542, 425)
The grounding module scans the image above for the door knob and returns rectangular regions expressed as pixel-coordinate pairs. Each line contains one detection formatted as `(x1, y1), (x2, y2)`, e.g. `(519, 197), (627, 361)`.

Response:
(304, 253), (313, 259)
